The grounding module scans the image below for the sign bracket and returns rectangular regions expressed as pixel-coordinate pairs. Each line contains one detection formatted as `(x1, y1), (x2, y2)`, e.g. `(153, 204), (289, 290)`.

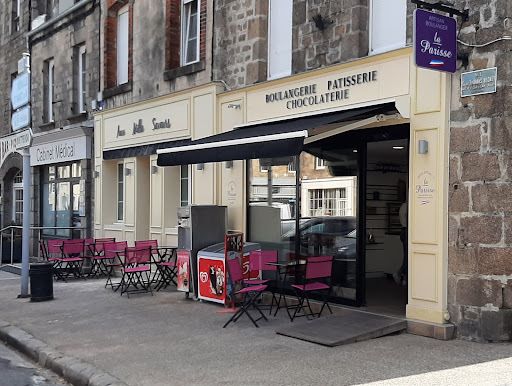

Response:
(411, 0), (469, 21)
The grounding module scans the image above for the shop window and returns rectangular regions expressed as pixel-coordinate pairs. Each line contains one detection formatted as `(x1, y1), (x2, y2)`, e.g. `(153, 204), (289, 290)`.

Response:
(308, 188), (347, 217)
(369, 0), (407, 55)
(116, 5), (129, 85)
(117, 163), (124, 221)
(315, 157), (326, 170)
(74, 44), (87, 114)
(44, 58), (55, 122)
(13, 171), (23, 224)
(11, 0), (20, 34)
(268, 0), (293, 79)
(180, 165), (190, 207)
(181, 0), (199, 66)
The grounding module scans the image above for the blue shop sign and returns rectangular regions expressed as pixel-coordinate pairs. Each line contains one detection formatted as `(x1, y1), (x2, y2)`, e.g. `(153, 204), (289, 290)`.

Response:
(461, 68), (497, 97)
(11, 72), (30, 110)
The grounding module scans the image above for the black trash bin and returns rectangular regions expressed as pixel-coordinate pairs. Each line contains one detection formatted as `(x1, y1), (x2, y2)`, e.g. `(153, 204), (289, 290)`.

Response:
(30, 263), (54, 302)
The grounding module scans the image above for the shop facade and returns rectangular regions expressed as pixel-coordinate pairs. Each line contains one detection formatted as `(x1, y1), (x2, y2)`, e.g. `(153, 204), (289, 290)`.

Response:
(155, 47), (452, 332)
(93, 84), (220, 246)
(30, 127), (93, 240)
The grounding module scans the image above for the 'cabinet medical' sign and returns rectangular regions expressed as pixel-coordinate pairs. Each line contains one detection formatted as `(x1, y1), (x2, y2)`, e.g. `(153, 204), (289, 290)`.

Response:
(414, 9), (457, 73)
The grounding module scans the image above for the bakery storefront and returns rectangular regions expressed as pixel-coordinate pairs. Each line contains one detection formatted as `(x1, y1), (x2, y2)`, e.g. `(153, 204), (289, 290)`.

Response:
(157, 48), (451, 329)
(93, 84), (219, 245)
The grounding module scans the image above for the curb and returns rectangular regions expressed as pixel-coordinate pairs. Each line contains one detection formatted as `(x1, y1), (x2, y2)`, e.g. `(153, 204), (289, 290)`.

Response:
(0, 319), (127, 386)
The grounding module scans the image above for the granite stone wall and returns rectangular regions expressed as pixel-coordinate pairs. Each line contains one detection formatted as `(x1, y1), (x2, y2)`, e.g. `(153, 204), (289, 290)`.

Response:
(447, 0), (512, 341)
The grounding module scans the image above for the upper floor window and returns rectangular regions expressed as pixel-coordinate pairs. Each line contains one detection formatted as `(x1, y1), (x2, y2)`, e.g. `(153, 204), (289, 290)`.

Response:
(181, 0), (200, 65)
(369, 0), (407, 55)
(315, 157), (326, 170)
(45, 59), (55, 122)
(12, 0), (21, 33)
(78, 45), (87, 112)
(268, 0), (293, 79)
(117, 5), (129, 85)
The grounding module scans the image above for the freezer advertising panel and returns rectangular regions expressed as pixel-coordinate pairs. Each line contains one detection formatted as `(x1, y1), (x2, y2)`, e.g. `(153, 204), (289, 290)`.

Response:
(176, 250), (190, 292)
(242, 253), (260, 280)
(197, 256), (226, 304)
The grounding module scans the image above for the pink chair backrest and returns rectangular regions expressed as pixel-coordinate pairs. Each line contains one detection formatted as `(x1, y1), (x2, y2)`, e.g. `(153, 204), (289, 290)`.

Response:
(125, 246), (152, 265)
(94, 238), (116, 253)
(226, 258), (244, 283)
(62, 239), (85, 256)
(135, 240), (158, 249)
(47, 239), (63, 255)
(305, 256), (333, 280)
(104, 241), (127, 259)
(249, 250), (278, 271)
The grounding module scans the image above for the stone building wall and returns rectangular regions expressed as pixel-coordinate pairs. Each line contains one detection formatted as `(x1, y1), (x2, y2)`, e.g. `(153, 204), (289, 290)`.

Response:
(213, 0), (416, 90)
(447, 0), (512, 341)
(0, 0), (31, 136)
(30, 2), (100, 132)
(101, 0), (214, 110)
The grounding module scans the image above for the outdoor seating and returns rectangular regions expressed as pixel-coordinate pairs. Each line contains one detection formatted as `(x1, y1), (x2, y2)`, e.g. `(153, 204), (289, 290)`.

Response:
(290, 255), (334, 321)
(40, 239), (66, 281)
(61, 239), (87, 280)
(103, 241), (127, 290)
(244, 250), (279, 314)
(135, 240), (177, 291)
(88, 237), (116, 277)
(119, 246), (153, 297)
(223, 257), (268, 328)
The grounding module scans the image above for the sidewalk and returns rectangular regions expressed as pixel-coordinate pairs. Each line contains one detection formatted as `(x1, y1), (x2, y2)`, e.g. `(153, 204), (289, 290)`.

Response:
(0, 271), (511, 386)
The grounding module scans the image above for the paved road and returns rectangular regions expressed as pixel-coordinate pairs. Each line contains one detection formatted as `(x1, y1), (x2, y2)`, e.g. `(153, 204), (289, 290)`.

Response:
(0, 341), (67, 386)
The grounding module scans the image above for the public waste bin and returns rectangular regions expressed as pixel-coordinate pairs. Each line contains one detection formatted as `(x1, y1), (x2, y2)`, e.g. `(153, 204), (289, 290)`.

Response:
(29, 262), (54, 302)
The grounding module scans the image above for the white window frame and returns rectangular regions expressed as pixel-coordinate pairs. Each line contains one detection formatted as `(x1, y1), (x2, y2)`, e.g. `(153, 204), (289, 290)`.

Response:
(181, 0), (200, 66)
(116, 5), (129, 85)
(117, 162), (124, 222)
(259, 164), (269, 173)
(78, 45), (86, 113)
(315, 157), (326, 170)
(180, 165), (191, 207)
(308, 188), (347, 217)
(47, 59), (55, 122)
(13, 170), (23, 224)
(288, 160), (296, 173)
(369, 0), (407, 55)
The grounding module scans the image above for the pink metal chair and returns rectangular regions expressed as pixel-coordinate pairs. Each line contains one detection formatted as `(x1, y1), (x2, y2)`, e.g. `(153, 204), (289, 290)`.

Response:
(244, 250), (279, 314)
(223, 257), (268, 328)
(290, 255), (334, 321)
(119, 246), (153, 297)
(136, 240), (177, 291)
(61, 239), (86, 279)
(103, 241), (127, 289)
(88, 237), (116, 277)
(41, 239), (65, 280)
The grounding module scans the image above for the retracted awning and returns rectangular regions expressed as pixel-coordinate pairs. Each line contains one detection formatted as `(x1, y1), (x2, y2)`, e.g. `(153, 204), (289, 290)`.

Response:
(156, 103), (397, 166)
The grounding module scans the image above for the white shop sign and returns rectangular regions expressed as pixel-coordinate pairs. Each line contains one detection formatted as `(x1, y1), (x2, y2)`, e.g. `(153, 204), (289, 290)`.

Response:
(0, 129), (32, 167)
(30, 136), (91, 166)
(12, 105), (31, 131)
(11, 72), (30, 110)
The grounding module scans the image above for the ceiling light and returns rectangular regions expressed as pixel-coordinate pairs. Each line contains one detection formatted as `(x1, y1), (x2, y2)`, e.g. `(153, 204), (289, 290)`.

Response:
(352, 149), (358, 153)
(392, 146), (405, 150)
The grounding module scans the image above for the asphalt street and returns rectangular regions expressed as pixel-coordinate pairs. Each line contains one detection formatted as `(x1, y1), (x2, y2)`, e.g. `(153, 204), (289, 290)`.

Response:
(0, 341), (67, 386)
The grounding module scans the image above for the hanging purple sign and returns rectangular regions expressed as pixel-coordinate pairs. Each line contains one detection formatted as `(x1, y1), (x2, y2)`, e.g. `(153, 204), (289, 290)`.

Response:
(414, 9), (457, 73)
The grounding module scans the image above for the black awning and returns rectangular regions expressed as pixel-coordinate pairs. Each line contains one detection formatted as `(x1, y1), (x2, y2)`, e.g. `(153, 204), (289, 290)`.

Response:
(103, 138), (191, 160)
(157, 103), (396, 166)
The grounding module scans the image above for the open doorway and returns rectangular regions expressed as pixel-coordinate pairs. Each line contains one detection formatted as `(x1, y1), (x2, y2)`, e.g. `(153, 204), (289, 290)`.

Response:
(364, 139), (409, 317)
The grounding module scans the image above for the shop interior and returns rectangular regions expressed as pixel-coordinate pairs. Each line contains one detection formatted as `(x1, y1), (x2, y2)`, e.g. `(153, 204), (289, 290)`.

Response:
(247, 124), (409, 316)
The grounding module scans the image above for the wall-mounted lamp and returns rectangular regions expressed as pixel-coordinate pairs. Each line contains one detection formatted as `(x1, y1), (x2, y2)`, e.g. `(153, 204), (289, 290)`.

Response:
(125, 167), (132, 176)
(94, 171), (100, 178)
(225, 160), (233, 169)
(196, 163), (205, 171)
(151, 165), (159, 175)
(418, 139), (429, 154)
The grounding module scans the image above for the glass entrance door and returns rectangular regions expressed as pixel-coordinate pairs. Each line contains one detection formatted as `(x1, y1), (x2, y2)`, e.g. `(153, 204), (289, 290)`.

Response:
(299, 146), (362, 305)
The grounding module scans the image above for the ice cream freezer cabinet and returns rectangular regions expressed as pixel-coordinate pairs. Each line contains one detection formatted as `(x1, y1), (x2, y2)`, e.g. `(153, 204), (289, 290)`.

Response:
(197, 242), (261, 304)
